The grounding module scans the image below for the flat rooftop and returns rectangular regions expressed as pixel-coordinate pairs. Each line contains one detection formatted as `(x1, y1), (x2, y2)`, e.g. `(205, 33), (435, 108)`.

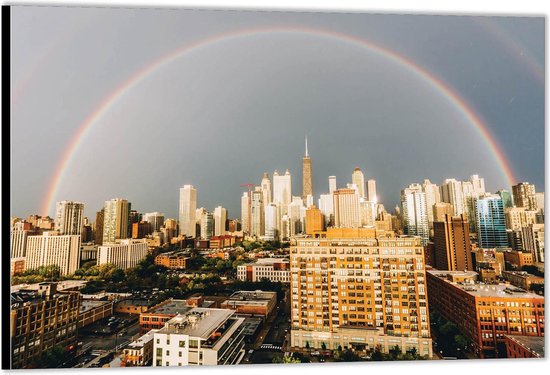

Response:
(158, 308), (234, 339)
(428, 270), (479, 279)
(80, 299), (112, 312)
(228, 290), (276, 301)
(126, 329), (158, 349)
(428, 270), (542, 299)
(11, 280), (87, 293)
(146, 300), (193, 315)
(505, 335), (545, 357)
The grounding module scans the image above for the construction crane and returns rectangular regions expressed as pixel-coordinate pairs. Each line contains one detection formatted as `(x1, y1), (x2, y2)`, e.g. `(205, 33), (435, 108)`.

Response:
(239, 183), (254, 196)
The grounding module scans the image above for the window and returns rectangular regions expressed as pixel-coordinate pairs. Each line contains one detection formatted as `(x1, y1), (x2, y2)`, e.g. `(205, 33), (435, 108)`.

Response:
(179, 352), (182, 357)
(166, 350), (170, 356)
(179, 341), (185, 348)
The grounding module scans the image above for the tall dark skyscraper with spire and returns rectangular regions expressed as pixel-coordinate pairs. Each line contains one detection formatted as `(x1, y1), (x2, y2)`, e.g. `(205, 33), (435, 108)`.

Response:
(302, 137), (313, 201)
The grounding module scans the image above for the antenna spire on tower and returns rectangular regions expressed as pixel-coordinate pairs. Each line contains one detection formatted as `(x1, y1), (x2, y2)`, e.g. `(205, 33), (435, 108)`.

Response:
(305, 136), (309, 157)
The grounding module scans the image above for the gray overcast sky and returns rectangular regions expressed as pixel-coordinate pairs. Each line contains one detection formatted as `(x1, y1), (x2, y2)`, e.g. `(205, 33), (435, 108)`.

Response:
(10, 5), (544, 220)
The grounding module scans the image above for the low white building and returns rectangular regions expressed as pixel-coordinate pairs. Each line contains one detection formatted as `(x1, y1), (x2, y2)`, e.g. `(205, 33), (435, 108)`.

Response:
(237, 258), (290, 282)
(153, 308), (245, 366)
(97, 239), (148, 269)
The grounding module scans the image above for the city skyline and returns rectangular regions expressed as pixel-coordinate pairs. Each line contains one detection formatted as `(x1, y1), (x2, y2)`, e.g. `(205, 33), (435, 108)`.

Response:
(10, 7), (544, 221)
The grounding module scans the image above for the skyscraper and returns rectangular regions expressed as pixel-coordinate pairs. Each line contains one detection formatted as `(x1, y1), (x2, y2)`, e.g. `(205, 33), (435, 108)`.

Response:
(522, 224), (545, 263)
(434, 214), (473, 271)
(94, 208), (104, 245)
(273, 170), (292, 207)
(213, 206), (227, 236)
(200, 212), (214, 240)
(496, 189), (514, 209)
(512, 182), (537, 210)
(305, 204), (324, 234)
(366, 179), (377, 203)
(401, 183), (429, 245)
(143, 212), (165, 232)
(351, 167), (365, 198)
(55, 200), (84, 235)
(318, 194), (334, 228)
(476, 195), (507, 248)
(241, 191), (250, 235)
(103, 198), (131, 244)
(179, 185), (197, 237)
(264, 203), (279, 240)
(328, 176), (337, 194)
(302, 137), (313, 200)
(421, 179), (440, 232)
(333, 188), (361, 228)
(250, 188), (264, 238)
(440, 178), (464, 216)
(261, 172), (272, 206)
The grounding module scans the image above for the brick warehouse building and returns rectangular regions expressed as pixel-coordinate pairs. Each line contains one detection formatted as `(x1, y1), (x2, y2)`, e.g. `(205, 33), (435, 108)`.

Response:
(426, 270), (544, 358)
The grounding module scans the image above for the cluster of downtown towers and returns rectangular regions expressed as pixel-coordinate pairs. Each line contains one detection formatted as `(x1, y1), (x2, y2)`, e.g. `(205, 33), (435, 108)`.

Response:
(176, 138), (543, 250)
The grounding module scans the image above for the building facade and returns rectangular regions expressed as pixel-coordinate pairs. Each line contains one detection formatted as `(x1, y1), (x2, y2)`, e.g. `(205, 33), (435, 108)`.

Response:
(426, 270), (544, 358)
(179, 185), (197, 238)
(401, 183), (429, 245)
(55, 201), (84, 235)
(10, 283), (81, 369)
(152, 308), (245, 366)
(237, 258), (290, 282)
(476, 195), (507, 248)
(290, 229), (432, 357)
(103, 198), (131, 243)
(433, 214), (473, 271)
(97, 239), (148, 269)
(25, 232), (81, 276)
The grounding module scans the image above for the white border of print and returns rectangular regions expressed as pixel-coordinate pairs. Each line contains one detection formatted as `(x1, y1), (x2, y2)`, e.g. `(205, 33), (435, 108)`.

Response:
(3, 1), (548, 375)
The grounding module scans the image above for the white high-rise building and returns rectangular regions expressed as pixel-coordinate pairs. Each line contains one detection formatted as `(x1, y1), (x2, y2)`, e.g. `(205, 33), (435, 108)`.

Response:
(421, 179), (440, 231)
(318, 194), (334, 227)
(103, 198), (131, 243)
(288, 197), (305, 235)
(241, 192), (250, 235)
(264, 203), (279, 240)
(440, 179), (464, 216)
(97, 238), (148, 269)
(333, 188), (361, 228)
(273, 169), (292, 207)
(535, 192), (545, 214)
(213, 206), (227, 236)
(522, 224), (545, 263)
(250, 188), (264, 238)
(25, 232), (81, 275)
(261, 172), (272, 206)
(328, 176), (337, 194)
(469, 174), (486, 197)
(11, 222), (32, 258)
(401, 183), (429, 245)
(179, 185), (197, 237)
(359, 198), (377, 227)
(352, 168), (365, 198)
(367, 179), (377, 203)
(55, 201), (84, 235)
